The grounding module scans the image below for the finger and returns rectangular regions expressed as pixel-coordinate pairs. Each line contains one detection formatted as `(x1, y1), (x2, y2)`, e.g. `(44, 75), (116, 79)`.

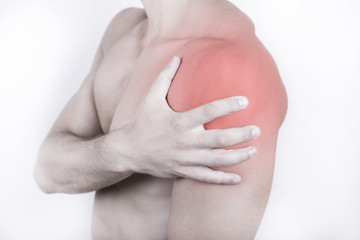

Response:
(192, 125), (261, 148)
(146, 56), (181, 102)
(183, 147), (257, 168)
(182, 96), (249, 128)
(182, 166), (242, 185)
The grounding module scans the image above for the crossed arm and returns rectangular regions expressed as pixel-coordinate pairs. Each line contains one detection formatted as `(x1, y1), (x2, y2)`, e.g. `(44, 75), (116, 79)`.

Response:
(33, 10), (260, 194)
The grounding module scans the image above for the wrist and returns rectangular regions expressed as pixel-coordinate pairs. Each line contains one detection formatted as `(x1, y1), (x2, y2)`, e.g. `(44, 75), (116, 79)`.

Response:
(98, 131), (135, 175)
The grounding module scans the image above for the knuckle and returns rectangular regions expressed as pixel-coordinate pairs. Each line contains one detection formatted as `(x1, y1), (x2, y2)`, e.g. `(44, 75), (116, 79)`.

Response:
(235, 147), (255, 162)
(216, 172), (226, 184)
(175, 135), (188, 149)
(229, 97), (241, 111)
(172, 166), (185, 177)
(236, 128), (248, 142)
(203, 103), (216, 118)
(216, 133), (230, 146)
(211, 149), (226, 167)
(170, 114), (186, 131)
(206, 176), (217, 184)
(241, 149), (251, 160)
(177, 155), (191, 165)
(212, 156), (224, 168)
(246, 127), (255, 139)
(224, 151), (237, 165)
(236, 150), (249, 162)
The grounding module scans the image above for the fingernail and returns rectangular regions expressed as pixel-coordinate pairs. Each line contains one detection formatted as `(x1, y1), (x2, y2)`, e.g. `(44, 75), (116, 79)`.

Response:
(165, 56), (180, 70)
(252, 127), (260, 138)
(237, 97), (248, 109)
(232, 177), (241, 184)
(248, 147), (257, 158)
(171, 56), (181, 66)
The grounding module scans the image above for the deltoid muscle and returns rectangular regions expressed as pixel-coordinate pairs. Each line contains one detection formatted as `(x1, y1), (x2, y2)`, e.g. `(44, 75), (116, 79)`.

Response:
(168, 38), (287, 150)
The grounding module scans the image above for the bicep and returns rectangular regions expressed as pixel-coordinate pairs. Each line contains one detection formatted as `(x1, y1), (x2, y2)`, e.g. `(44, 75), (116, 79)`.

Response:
(169, 116), (281, 240)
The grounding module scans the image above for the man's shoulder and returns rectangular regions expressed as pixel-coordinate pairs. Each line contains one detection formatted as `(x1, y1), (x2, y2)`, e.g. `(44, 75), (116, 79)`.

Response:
(176, 36), (279, 89)
(112, 7), (146, 24)
(169, 36), (287, 127)
(102, 8), (147, 53)
(178, 36), (271, 74)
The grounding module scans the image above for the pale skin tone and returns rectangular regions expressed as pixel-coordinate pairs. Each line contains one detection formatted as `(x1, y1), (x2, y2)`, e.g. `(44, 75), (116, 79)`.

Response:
(34, 0), (287, 239)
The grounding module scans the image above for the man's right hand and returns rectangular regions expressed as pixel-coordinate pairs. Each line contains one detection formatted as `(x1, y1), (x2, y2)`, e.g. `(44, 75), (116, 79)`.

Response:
(107, 57), (260, 185)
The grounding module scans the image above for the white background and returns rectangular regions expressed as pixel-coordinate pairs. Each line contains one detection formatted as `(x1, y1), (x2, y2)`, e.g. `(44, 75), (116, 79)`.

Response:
(0, 0), (359, 239)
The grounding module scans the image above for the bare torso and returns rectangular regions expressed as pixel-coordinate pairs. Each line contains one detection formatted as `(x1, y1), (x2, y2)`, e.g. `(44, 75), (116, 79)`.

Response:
(91, 5), (258, 239)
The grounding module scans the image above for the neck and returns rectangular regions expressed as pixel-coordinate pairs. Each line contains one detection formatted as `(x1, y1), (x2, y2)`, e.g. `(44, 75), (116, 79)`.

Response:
(141, 0), (232, 41)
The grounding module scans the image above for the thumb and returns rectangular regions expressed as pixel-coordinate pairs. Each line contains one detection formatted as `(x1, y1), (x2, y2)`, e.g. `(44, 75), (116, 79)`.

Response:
(146, 56), (181, 102)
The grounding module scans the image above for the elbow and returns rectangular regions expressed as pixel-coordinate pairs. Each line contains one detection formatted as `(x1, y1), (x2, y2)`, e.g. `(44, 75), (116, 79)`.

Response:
(33, 163), (57, 194)
(33, 160), (78, 194)
(34, 149), (62, 194)
(34, 137), (86, 194)
(34, 140), (58, 194)
(33, 158), (89, 195)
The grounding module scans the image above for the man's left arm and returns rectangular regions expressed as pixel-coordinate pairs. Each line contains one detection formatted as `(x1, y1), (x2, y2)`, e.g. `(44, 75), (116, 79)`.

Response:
(168, 41), (287, 239)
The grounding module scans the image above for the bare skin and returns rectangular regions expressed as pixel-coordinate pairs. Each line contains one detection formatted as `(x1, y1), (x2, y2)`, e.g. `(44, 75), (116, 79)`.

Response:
(34, 0), (287, 239)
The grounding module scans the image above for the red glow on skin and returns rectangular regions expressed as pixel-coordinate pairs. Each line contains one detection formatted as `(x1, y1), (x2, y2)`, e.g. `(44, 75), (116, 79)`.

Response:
(167, 38), (287, 174)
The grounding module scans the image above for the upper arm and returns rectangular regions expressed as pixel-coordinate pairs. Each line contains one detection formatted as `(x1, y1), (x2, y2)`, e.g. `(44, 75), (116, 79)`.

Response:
(48, 8), (141, 139)
(168, 40), (287, 239)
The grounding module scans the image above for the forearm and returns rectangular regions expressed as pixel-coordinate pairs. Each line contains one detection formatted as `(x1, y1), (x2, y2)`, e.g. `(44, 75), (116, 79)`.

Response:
(34, 132), (133, 194)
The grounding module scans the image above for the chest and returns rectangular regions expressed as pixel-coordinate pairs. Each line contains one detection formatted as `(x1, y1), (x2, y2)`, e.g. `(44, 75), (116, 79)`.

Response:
(93, 37), (185, 133)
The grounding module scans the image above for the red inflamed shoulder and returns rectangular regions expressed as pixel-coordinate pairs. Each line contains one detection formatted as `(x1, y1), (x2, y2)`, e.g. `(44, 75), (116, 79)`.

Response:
(168, 40), (287, 146)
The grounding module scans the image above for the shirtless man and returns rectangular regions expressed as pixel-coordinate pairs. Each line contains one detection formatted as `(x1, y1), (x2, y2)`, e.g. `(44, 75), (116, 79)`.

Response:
(34, 0), (287, 239)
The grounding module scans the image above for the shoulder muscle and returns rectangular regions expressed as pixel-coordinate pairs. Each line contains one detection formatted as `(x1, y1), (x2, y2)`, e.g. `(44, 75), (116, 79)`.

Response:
(169, 38), (287, 137)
